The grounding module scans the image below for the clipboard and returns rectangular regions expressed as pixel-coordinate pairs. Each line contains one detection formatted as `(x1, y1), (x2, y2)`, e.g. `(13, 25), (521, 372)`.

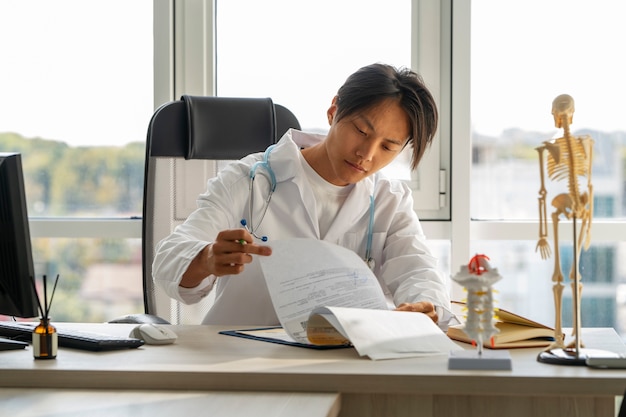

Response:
(218, 326), (351, 350)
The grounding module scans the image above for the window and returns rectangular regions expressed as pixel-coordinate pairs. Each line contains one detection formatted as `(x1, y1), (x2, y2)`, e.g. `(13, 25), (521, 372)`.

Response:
(216, 0), (411, 133)
(216, 0), (418, 185)
(0, 0), (152, 321)
(0, 1), (152, 217)
(213, 0), (447, 218)
(0, 1), (446, 322)
(8, 1), (623, 338)
(149, 0), (449, 318)
(470, 0), (626, 222)
(468, 0), (626, 337)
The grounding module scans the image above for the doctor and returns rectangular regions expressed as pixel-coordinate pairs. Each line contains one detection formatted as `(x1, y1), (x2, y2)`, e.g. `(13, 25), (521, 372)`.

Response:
(153, 63), (453, 329)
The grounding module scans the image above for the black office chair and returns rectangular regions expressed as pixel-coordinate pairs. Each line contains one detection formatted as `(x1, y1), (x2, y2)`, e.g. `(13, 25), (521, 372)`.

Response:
(136, 95), (300, 324)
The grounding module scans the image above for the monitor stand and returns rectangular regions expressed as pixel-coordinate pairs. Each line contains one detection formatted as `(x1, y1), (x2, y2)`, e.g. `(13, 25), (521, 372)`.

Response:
(0, 336), (28, 351)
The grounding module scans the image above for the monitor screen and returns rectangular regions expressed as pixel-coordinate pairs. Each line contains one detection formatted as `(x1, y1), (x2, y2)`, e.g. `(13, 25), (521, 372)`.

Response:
(0, 152), (39, 318)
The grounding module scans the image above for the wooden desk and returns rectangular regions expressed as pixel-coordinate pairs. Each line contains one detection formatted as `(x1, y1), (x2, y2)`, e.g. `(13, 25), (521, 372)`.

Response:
(0, 323), (624, 417)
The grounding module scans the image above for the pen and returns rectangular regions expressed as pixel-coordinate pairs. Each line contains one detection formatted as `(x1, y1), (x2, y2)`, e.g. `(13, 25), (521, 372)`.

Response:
(237, 220), (248, 245)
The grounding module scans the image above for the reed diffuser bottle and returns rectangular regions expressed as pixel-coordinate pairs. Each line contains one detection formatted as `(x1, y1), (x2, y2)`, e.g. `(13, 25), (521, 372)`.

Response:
(32, 317), (57, 359)
(31, 274), (60, 360)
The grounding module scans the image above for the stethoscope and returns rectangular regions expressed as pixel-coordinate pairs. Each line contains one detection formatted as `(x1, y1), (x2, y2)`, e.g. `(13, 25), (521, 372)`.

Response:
(240, 145), (376, 270)
(240, 145), (276, 242)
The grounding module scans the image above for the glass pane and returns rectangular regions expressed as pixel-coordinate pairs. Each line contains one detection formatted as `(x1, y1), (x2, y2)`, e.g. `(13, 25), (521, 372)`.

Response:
(0, 0), (152, 217)
(471, 0), (626, 221)
(0, 238), (143, 323)
(215, 0), (412, 178)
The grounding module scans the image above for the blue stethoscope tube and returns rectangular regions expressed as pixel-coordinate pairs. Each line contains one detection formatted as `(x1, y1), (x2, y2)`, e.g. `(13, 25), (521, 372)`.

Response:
(241, 145), (376, 269)
(241, 145), (276, 242)
(365, 192), (375, 270)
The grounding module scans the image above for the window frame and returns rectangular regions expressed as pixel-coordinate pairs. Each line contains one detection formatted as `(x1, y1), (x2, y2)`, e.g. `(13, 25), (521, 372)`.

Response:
(30, 0), (626, 295)
(174, 0), (450, 219)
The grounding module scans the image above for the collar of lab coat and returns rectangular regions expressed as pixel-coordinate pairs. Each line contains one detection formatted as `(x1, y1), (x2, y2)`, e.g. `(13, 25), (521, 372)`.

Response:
(270, 129), (378, 238)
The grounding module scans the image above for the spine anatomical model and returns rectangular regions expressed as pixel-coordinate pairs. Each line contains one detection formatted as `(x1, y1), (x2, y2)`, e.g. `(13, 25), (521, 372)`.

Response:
(452, 254), (501, 353)
(535, 94), (594, 353)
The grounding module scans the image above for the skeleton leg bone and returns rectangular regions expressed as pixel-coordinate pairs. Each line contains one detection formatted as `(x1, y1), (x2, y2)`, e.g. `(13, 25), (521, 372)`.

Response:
(546, 210), (566, 350)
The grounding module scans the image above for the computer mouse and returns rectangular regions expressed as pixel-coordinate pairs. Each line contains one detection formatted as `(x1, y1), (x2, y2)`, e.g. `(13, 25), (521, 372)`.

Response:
(129, 323), (177, 345)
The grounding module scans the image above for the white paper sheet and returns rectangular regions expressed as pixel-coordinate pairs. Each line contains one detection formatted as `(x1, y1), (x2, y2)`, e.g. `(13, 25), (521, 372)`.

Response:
(310, 306), (463, 360)
(259, 238), (388, 343)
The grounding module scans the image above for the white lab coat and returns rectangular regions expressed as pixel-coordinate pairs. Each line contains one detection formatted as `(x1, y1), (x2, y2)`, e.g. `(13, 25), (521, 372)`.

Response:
(153, 129), (452, 328)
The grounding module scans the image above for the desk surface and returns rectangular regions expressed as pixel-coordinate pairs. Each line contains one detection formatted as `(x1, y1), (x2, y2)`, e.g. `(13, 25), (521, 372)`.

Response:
(0, 323), (624, 396)
(1, 323), (625, 417)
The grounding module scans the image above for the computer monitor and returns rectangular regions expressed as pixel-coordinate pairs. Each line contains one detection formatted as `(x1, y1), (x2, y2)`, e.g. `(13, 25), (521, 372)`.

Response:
(0, 152), (39, 320)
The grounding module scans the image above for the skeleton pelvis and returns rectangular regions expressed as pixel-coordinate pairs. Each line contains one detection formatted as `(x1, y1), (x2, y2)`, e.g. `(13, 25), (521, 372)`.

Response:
(551, 192), (588, 217)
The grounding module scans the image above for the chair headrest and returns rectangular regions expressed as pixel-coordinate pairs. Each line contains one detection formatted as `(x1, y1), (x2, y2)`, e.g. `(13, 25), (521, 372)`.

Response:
(182, 95), (276, 160)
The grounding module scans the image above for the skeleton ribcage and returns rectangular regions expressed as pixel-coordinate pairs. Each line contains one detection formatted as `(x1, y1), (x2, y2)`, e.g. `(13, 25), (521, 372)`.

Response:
(546, 138), (590, 182)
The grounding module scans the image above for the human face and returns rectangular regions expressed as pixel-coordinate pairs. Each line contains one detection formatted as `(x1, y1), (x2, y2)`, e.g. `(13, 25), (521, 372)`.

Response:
(321, 98), (410, 186)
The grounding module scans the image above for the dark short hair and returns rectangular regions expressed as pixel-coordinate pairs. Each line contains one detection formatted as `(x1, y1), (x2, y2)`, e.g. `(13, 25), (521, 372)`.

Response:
(335, 63), (438, 170)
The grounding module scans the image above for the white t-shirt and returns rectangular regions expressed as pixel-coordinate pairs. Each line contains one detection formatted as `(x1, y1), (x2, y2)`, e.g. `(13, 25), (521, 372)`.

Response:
(300, 158), (354, 239)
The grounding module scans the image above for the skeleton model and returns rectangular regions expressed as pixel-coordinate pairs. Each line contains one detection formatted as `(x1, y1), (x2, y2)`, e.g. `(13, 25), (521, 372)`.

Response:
(535, 94), (594, 355)
(452, 254), (501, 354)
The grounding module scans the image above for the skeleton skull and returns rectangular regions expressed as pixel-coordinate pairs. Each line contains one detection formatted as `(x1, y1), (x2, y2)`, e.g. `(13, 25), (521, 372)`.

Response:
(552, 94), (575, 128)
